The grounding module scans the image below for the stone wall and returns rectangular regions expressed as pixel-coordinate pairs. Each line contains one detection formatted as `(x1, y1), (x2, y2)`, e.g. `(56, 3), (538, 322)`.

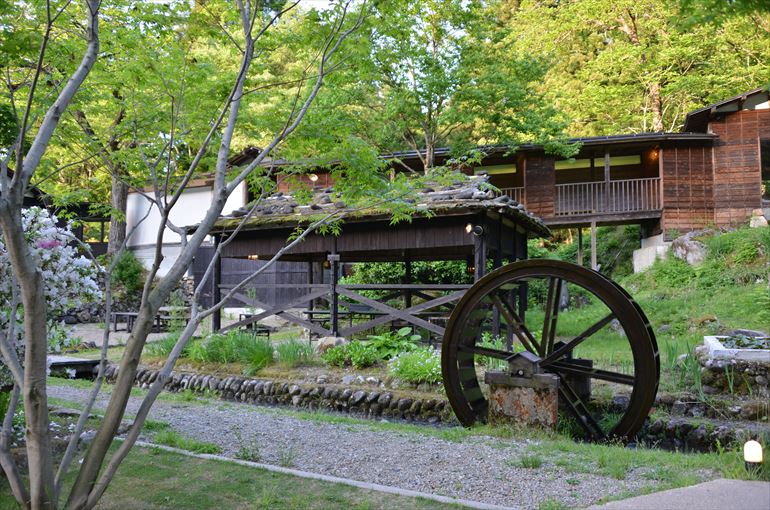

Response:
(102, 364), (455, 424)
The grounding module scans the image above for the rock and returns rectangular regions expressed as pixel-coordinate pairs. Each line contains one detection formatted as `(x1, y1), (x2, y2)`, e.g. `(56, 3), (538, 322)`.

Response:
(658, 324), (671, 333)
(671, 234), (707, 266)
(397, 398), (413, 412)
(349, 390), (366, 406)
(755, 375), (768, 386)
(366, 391), (380, 404)
(316, 375), (328, 384)
(671, 400), (688, 416)
(612, 395), (630, 410)
(749, 211), (768, 228)
(355, 375), (365, 385)
(377, 392), (392, 407)
(61, 314), (79, 325)
(687, 425), (708, 447)
(740, 401), (767, 420)
(288, 385), (301, 396)
(316, 336), (347, 354)
(341, 375), (356, 385)
(609, 319), (627, 337)
(365, 377), (380, 385)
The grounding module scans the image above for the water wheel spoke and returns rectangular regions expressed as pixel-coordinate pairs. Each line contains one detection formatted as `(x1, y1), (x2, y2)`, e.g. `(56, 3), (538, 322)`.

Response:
(559, 382), (606, 441)
(550, 361), (635, 386)
(541, 313), (615, 366)
(457, 344), (515, 361)
(491, 294), (541, 354)
(541, 276), (562, 357)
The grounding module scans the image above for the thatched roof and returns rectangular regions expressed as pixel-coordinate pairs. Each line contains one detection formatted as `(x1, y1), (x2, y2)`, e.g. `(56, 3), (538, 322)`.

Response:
(203, 174), (550, 238)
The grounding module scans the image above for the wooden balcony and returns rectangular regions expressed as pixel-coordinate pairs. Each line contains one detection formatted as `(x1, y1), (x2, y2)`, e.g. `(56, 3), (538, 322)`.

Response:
(499, 186), (525, 204)
(554, 177), (661, 217)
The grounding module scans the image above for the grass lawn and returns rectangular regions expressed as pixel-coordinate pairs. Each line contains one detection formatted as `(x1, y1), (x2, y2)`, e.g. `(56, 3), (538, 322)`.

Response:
(0, 445), (462, 510)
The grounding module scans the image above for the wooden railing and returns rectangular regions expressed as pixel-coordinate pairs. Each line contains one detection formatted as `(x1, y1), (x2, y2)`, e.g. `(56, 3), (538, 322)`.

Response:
(499, 186), (525, 204)
(555, 177), (661, 217)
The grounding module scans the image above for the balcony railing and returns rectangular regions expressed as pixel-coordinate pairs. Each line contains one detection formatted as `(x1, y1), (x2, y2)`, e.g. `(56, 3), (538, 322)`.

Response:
(555, 177), (661, 217)
(499, 186), (525, 204)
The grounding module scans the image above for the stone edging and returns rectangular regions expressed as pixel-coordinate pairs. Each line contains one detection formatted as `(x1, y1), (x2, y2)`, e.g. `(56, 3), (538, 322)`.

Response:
(103, 364), (455, 424)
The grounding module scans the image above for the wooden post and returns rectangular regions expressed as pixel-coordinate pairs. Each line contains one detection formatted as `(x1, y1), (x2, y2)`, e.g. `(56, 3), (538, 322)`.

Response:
(212, 235), (222, 332)
(329, 240), (340, 337)
(404, 258), (412, 308)
(603, 151), (610, 213)
(473, 228), (487, 282)
(590, 221), (598, 271)
(307, 259), (314, 311)
(577, 227), (584, 266)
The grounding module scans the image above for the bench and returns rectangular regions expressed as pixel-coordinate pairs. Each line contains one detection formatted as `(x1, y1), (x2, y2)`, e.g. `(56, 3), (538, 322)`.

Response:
(238, 314), (272, 339)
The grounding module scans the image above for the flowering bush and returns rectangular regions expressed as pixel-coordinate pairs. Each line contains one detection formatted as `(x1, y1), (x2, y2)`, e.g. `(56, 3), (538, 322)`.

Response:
(0, 207), (101, 385)
(388, 347), (442, 385)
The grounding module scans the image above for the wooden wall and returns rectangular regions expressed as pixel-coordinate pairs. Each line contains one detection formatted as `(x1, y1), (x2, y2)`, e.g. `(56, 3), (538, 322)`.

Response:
(661, 146), (714, 232)
(523, 155), (555, 217)
(710, 109), (769, 226)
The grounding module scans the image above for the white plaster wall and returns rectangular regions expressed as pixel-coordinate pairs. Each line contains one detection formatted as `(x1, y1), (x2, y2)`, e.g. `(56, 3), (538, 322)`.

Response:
(125, 181), (247, 276)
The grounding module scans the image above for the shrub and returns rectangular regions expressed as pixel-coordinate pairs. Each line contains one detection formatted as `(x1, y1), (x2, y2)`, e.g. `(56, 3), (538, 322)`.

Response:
(388, 347), (442, 384)
(112, 250), (145, 294)
(321, 343), (349, 367)
(321, 341), (380, 368)
(276, 340), (315, 368)
(348, 341), (379, 368)
(153, 429), (222, 454)
(367, 327), (420, 359)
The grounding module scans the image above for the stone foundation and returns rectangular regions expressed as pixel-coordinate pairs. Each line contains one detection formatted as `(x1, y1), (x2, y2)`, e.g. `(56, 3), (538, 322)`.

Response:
(102, 364), (455, 424)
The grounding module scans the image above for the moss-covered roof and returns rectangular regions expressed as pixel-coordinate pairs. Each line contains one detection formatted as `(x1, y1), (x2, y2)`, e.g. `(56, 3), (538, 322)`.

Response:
(203, 174), (550, 238)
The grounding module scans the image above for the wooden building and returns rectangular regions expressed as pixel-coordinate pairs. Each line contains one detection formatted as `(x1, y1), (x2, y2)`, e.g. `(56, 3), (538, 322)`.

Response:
(244, 88), (769, 243)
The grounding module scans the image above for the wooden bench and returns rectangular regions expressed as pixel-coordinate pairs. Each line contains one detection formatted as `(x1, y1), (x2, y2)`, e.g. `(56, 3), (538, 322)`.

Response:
(238, 314), (272, 339)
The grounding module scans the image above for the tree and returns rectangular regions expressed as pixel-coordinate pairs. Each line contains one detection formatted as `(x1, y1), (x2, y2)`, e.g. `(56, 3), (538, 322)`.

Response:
(504, 0), (770, 135)
(0, 1), (375, 508)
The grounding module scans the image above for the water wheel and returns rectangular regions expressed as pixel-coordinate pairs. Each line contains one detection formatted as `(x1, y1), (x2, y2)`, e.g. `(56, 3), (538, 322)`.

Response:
(442, 259), (659, 442)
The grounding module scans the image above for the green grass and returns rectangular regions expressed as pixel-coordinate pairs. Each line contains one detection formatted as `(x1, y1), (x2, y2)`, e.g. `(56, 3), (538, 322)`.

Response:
(0, 446), (462, 509)
(275, 339), (316, 368)
(152, 429), (223, 454)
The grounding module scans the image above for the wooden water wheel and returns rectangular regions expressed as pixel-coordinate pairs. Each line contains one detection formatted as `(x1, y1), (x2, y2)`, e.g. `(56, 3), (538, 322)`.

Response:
(442, 259), (659, 442)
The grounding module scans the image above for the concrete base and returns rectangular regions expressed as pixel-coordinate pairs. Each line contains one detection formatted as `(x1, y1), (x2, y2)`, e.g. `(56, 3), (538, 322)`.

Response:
(587, 479), (770, 510)
(633, 233), (671, 273)
(485, 371), (559, 429)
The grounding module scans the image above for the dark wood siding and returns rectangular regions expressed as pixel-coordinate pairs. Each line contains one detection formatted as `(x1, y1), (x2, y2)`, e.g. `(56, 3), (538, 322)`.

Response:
(710, 109), (768, 226)
(524, 155), (555, 217)
(193, 246), (309, 308)
(661, 146), (714, 232)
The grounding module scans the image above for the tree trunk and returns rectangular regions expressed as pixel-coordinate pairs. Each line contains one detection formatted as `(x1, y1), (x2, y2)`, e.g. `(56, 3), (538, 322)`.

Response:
(0, 205), (55, 510)
(107, 173), (128, 256)
(650, 82), (663, 132)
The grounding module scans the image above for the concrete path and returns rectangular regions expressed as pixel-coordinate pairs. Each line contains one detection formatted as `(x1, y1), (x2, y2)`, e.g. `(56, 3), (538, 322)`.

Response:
(588, 479), (770, 510)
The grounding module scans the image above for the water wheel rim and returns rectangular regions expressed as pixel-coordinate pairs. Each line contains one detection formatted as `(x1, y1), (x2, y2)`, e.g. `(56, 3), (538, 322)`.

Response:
(442, 259), (658, 442)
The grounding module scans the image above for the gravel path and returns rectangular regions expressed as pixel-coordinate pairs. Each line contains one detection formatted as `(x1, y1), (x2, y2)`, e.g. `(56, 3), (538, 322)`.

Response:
(50, 384), (656, 509)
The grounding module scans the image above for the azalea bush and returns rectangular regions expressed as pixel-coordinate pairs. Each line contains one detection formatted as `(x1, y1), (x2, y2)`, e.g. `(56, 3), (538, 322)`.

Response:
(388, 347), (442, 385)
(0, 207), (101, 385)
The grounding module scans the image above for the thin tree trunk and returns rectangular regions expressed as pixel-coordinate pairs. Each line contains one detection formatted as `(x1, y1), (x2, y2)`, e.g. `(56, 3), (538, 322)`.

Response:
(107, 173), (128, 256)
(0, 208), (54, 510)
(650, 82), (663, 132)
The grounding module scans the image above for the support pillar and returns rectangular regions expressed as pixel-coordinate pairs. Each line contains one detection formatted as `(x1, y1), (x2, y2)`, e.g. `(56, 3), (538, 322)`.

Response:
(577, 227), (584, 267)
(590, 221), (598, 271)
(212, 235), (222, 333)
(404, 258), (412, 308)
(603, 151), (610, 213)
(329, 242), (340, 337)
(473, 228), (487, 282)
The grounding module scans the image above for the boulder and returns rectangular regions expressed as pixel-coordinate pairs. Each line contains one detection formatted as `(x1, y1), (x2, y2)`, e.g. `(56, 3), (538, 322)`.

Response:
(750, 209), (768, 228)
(671, 234), (707, 266)
(316, 336), (347, 354)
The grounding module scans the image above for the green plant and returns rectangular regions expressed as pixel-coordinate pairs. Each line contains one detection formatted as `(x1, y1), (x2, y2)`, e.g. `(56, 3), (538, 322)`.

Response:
(153, 429), (223, 454)
(188, 330), (274, 374)
(278, 446), (297, 468)
(112, 250), (145, 294)
(321, 341), (380, 368)
(321, 344), (349, 367)
(518, 454), (544, 469)
(276, 340), (315, 368)
(236, 442), (261, 462)
(388, 347), (442, 384)
(347, 341), (380, 369)
(144, 332), (184, 358)
(366, 327), (420, 359)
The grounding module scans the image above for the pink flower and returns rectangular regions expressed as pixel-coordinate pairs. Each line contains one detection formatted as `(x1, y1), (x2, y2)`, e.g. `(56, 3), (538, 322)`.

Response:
(36, 239), (61, 250)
